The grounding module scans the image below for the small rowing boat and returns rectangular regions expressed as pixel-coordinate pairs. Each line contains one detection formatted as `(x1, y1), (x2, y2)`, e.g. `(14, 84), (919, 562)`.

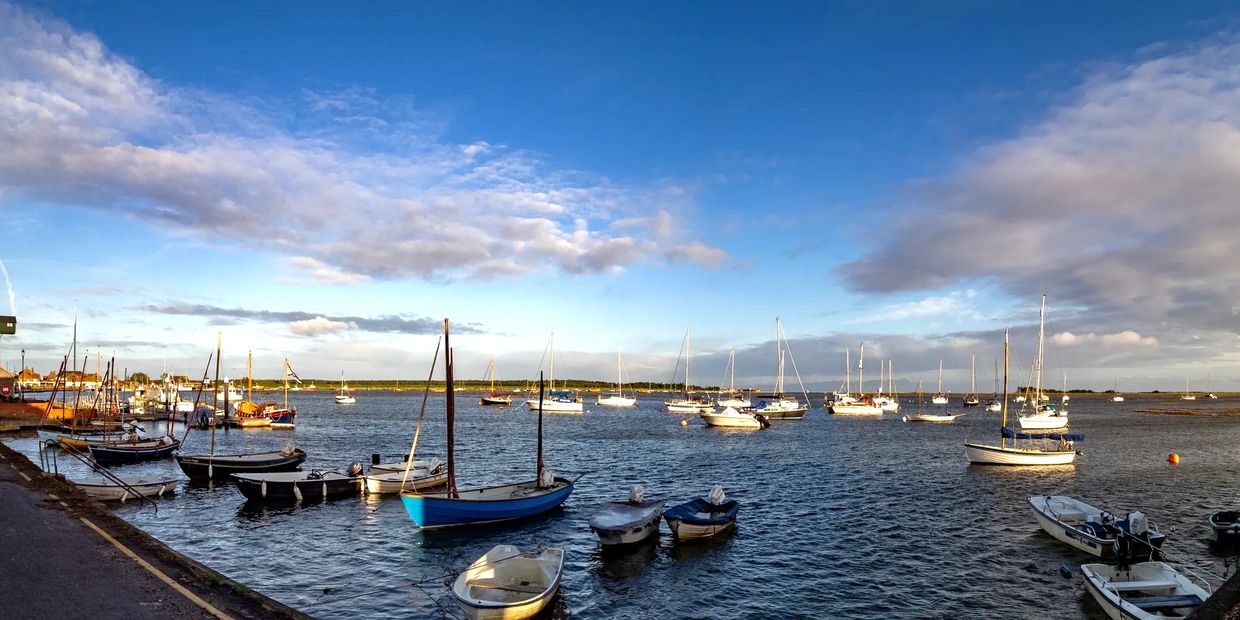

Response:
(1209, 510), (1240, 544)
(1080, 561), (1210, 620)
(663, 486), (738, 541)
(232, 463), (364, 502)
(175, 447), (307, 480)
(451, 545), (564, 620)
(73, 476), (179, 502)
(364, 462), (449, 494)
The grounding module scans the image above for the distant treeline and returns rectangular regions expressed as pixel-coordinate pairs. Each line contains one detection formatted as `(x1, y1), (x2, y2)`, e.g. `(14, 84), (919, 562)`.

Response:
(227, 379), (722, 391)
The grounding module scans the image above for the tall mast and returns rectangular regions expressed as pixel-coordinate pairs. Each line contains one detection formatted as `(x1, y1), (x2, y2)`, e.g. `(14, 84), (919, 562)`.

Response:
(549, 332), (555, 389)
(858, 342), (865, 395)
(246, 350), (253, 400)
(1001, 330), (1009, 448)
(537, 371), (545, 483)
(775, 318), (785, 395)
(729, 348), (736, 392)
(877, 360), (884, 395)
(938, 360), (944, 393)
(845, 349), (851, 394)
(617, 347), (624, 398)
(282, 358), (289, 409)
(889, 360), (896, 397)
(211, 332), (221, 458)
(444, 318), (456, 498)
(1035, 294), (1046, 400)
(971, 354), (976, 393)
(685, 328), (691, 396)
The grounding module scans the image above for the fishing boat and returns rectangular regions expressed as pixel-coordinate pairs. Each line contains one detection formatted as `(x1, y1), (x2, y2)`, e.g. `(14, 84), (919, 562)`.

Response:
(664, 328), (715, 414)
(364, 462), (449, 494)
(175, 447), (307, 480)
(1016, 296), (1069, 430)
(88, 437), (182, 465)
(904, 379), (964, 423)
(73, 476), (179, 502)
(1080, 562), (1210, 620)
(663, 486), (739, 541)
(1209, 511), (1240, 543)
(964, 327), (1081, 466)
(478, 355), (512, 406)
(451, 545), (564, 620)
(716, 349), (751, 409)
(524, 333), (583, 414)
(1029, 496), (1166, 559)
(830, 343), (881, 415)
(335, 371), (356, 405)
(589, 486), (665, 546)
(701, 406), (769, 429)
(401, 320), (578, 528)
(931, 360), (949, 405)
(962, 355), (979, 406)
(596, 348), (637, 407)
(232, 463), (364, 502)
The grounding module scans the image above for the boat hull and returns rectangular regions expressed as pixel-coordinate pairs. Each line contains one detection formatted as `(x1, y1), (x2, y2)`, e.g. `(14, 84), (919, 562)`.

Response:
(595, 396), (637, 407)
(525, 400), (583, 414)
(701, 408), (768, 429)
(452, 545), (563, 620)
(589, 500), (664, 546)
(663, 497), (739, 541)
(175, 449), (307, 480)
(74, 477), (179, 502)
(364, 468), (449, 494)
(479, 396), (512, 406)
(1018, 415), (1069, 430)
(905, 413), (963, 423)
(1080, 562), (1208, 620)
(88, 439), (181, 464)
(829, 404), (882, 415)
(1029, 496), (1166, 560)
(232, 471), (363, 502)
(401, 478), (574, 528)
(964, 442), (1076, 466)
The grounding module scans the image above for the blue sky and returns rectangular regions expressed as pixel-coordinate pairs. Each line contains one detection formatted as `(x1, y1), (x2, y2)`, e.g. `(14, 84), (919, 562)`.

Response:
(4, 1), (1240, 391)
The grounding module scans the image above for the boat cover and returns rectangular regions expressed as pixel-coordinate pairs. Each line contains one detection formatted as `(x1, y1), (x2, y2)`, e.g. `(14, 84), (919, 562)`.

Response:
(1003, 427), (1084, 441)
(663, 497), (739, 526)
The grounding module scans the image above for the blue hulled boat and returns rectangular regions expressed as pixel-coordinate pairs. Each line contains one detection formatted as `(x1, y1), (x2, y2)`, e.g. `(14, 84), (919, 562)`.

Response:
(400, 319), (576, 528)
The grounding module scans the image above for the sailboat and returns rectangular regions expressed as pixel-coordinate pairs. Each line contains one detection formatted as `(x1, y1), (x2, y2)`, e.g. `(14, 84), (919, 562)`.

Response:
(524, 333), (584, 413)
(1017, 296), (1068, 430)
(401, 319), (578, 528)
(1207, 375), (1218, 399)
(225, 351), (274, 428)
(1180, 377), (1196, 401)
(829, 342), (882, 415)
(985, 359), (1002, 412)
(335, 371), (356, 405)
(931, 360), (949, 405)
(962, 355), (980, 407)
(716, 348), (752, 408)
(596, 347), (637, 407)
(878, 360), (900, 412)
(904, 379), (963, 423)
(664, 328), (715, 414)
(1111, 378), (1125, 402)
(964, 329), (1081, 465)
(825, 349), (858, 406)
(747, 317), (811, 420)
(479, 355), (512, 406)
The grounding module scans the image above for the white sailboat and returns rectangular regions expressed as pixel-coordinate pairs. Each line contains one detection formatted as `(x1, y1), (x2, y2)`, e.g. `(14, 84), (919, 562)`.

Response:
(335, 371), (356, 405)
(829, 342), (882, 415)
(962, 355), (980, 407)
(525, 333), (583, 413)
(1112, 378), (1125, 403)
(747, 317), (811, 420)
(664, 328), (714, 414)
(985, 358), (1002, 412)
(825, 349), (858, 406)
(904, 379), (963, 423)
(596, 347), (636, 407)
(716, 348), (751, 409)
(1017, 296), (1068, 430)
(1180, 377), (1196, 400)
(878, 360), (900, 412)
(964, 328), (1080, 466)
(931, 360), (949, 405)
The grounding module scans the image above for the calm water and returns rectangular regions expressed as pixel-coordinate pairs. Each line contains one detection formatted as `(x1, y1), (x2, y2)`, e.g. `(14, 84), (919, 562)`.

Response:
(8, 393), (1240, 618)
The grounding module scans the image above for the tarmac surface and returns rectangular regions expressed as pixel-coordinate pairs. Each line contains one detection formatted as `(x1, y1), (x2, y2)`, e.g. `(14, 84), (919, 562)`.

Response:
(0, 440), (309, 620)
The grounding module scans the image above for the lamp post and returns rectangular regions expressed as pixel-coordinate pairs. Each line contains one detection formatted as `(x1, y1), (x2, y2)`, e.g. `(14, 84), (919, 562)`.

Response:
(19, 349), (24, 402)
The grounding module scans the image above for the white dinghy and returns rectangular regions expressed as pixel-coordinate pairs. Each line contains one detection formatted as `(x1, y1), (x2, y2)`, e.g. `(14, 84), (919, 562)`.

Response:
(369, 457), (443, 475)
(451, 544), (564, 620)
(364, 460), (449, 495)
(588, 486), (665, 546)
(700, 406), (769, 429)
(73, 476), (179, 502)
(904, 379), (963, 423)
(1081, 561), (1210, 620)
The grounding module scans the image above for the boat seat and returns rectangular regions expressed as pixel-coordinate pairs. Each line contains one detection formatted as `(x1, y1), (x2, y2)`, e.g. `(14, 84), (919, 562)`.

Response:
(466, 579), (545, 594)
(1125, 594), (1204, 610)
(1107, 579), (1178, 591)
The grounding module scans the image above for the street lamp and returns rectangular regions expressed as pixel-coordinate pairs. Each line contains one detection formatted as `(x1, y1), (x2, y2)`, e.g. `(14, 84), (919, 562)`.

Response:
(19, 349), (24, 402)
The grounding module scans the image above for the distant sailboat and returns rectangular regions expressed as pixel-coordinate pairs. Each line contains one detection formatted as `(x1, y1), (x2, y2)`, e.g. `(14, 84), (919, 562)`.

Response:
(596, 347), (637, 407)
(962, 355), (979, 407)
(1016, 296), (1068, 431)
(479, 355), (512, 406)
(1180, 377), (1196, 401)
(1111, 378), (1124, 403)
(985, 358), (1001, 412)
(664, 328), (714, 414)
(716, 348), (751, 409)
(746, 317), (811, 420)
(931, 360), (949, 405)
(335, 371), (356, 405)
(525, 333), (583, 414)
(829, 342), (882, 415)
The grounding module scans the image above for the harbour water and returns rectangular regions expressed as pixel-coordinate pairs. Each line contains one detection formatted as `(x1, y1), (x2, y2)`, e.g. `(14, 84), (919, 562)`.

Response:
(7, 393), (1240, 618)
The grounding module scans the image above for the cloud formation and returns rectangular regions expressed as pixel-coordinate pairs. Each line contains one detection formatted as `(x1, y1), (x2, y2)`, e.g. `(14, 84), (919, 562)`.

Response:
(140, 303), (478, 335)
(837, 35), (1240, 355)
(1052, 330), (1159, 348)
(0, 2), (727, 282)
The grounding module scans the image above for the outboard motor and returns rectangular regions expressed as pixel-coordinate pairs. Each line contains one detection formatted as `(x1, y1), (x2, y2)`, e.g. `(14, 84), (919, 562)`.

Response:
(347, 462), (364, 477)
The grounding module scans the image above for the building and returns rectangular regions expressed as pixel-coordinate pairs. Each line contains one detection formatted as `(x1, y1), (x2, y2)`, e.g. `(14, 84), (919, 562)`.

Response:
(0, 367), (15, 401)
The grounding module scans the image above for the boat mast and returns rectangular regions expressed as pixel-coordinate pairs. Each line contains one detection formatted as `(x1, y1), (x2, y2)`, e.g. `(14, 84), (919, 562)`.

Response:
(537, 371), (545, 484)
(937, 359), (943, 394)
(282, 358), (289, 410)
(889, 360), (896, 397)
(444, 318), (456, 498)
(211, 331), (221, 459)
(685, 328), (691, 397)
(549, 332), (555, 391)
(246, 350), (252, 402)
(617, 347), (625, 398)
(775, 318), (785, 395)
(845, 349), (851, 395)
(1001, 330), (1009, 449)
(858, 342), (865, 396)
(1035, 294), (1046, 401)
(971, 354), (976, 394)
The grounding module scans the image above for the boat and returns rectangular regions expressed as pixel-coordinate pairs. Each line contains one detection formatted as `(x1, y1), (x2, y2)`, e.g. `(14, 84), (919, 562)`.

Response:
(1029, 495), (1166, 559)
(962, 355), (979, 406)
(73, 476), (179, 502)
(88, 436), (182, 465)
(1017, 296), (1069, 430)
(401, 319), (577, 528)
(875, 360), (900, 412)
(964, 327), (1081, 466)
(983, 359), (1002, 411)
(829, 342), (882, 415)
(175, 447), (307, 480)
(1209, 511), (1240, 543)
(700, 406), (769, 429)
(663, 486), (739, 541)
(931, 360), (949, 405)
(904, 379), (964, 423)
(588, 486), (665, 546)
(1080, 562), (1210, 620)
(524, 333), (583, 414)
(232, 463), (364, 502)
(450, 545), (564, 620)
(663, 328), (715, 414)
(478, 355), (513, 406)
(335, 371), (356, 405)
(825, 349), (857, 407)
(224, 354), (284, 428)
(716, 348), (751, 409)
(744, 318), (811, 420)
(596, 348), (637, 407)
(364, 462), (449, 494)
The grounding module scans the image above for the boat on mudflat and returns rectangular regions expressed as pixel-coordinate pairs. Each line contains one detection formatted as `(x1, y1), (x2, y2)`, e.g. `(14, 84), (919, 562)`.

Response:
(1029, 495), (1166, 560)
(663, 487), (738, 541)
(589, 487), (664, 546)
(1080, 561), (1210, 620)
(73, 476), (179, 502)
(451, 545), (564, 620)
(175, 447), (307, 480)
(232, 463), (364, 502)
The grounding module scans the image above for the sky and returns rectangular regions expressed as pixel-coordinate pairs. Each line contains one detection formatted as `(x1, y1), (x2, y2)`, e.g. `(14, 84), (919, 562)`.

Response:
(3, 0), (1240, 392)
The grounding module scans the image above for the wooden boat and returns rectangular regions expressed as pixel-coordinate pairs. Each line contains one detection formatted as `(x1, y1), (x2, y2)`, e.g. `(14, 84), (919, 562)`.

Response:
(1209, 511), (1240, 543)
(73, 476), (178, 502)
(232, 464), (364, 502)
(905, 379), (963, 422)
(364, 463), (449, 494)
(175, 448), (307, 480)
(401, 320), (577, 528)
(370, 458), (443, 474)
(88, 437), (181, 465)
(1080, 562), (1210, 620)
(589, 488), (664, 546)
(451, 545), (564, 620)
(1029, 496), (1166, 560)
(700, 406), (768, 429)
(965, 324), (1080, 466)
(663, 487), (739, 541)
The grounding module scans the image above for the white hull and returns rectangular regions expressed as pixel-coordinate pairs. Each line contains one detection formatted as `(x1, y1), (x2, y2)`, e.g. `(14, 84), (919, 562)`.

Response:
(74, 476), (179, 502)
(985, 402), (1002, 412)
(700, 407), (766, 429)
(335, 395), (356, 405)
(931, 396), (948, 405)
(665, 400), (713, 414)
(452, 545), (563, 620)
(365, 469), (449, 494)
(1081, 562), (1209, 620)
(595, 395), (636, 407)
(829, 403), (882, 415)
(880, 400), (900, 412)
(716, 398), (751, 409)
(1112, 396), (1125, 402)
(905, 413), (963, 423)
(964, 442), (1076, 465)
(370, 458), (441, 474)
(526, 399), (583, 413)
(589, 500), (664, 546)
(666, 517), (735, 540)
(1018, 414), (1069, 430)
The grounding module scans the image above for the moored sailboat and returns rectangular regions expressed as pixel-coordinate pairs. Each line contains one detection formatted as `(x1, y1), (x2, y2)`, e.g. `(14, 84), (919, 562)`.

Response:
(335, 371), (356, 405)
(524, 333), (583, 414)
(596, 347), (636, 407)
(664, 328), (714, 414)
(478, 355), (512, 406)
(829, 342), (881, 415)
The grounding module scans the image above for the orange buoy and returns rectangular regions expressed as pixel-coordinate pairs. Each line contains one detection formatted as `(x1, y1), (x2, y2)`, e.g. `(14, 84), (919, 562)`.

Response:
(680, 420), (688, 427)
(1168, 453), (1180, 465)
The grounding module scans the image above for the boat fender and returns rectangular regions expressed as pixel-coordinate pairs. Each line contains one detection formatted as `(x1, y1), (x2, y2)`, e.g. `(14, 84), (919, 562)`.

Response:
(261, 481), (267, 498)
(321, 482), (327, 498)
(293, 483), (302, 502)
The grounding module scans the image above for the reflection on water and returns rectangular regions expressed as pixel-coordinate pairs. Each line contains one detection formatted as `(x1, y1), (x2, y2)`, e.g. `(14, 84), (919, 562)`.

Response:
(7, 393), (1240, 618)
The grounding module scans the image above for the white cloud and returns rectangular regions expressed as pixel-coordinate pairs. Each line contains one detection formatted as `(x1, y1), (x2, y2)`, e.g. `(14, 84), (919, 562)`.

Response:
(855, 290), (984, 323)
(1052, 330), (1158, 348)
(289, 316), (357, 336)
(285, 256), (370, 285)
(0, 1), (727, 282)
(665, 241), (728, 269)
